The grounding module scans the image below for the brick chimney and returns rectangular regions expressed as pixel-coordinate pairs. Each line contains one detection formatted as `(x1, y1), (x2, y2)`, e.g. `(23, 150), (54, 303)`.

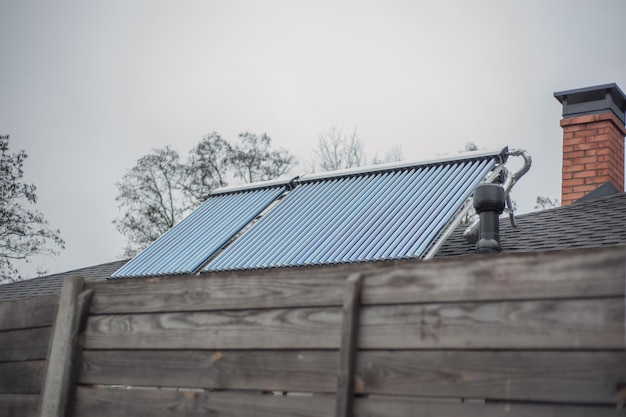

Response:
(554, 83), (626, 206)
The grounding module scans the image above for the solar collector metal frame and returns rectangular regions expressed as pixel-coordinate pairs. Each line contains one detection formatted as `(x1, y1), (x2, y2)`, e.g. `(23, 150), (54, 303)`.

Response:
(205, 154), (499, 272)
(111, 186), (286, 278)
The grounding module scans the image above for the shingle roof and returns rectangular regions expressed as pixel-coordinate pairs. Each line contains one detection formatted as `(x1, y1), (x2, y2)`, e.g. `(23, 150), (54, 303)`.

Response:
(3, 193), (626, 302)
(0, 259), (128, 301)
(436, 192), (626, 257)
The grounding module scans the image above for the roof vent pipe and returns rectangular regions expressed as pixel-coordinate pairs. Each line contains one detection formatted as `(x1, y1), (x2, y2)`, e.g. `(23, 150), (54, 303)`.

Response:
(473, 183), (506, 254)
(463, 148), (531, 243)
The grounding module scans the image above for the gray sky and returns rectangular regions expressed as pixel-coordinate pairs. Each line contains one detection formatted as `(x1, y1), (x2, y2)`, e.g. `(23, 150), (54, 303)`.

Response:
(1, 0), (626, 277)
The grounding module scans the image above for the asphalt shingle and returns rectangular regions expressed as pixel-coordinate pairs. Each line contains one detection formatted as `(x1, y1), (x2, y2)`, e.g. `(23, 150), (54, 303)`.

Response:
(436, 193), (626, 257)
(0, 259), (128, 301)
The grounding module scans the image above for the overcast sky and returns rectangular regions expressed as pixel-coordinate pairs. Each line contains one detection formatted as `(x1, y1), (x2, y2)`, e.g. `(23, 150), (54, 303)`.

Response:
(1, 0), (626, 277)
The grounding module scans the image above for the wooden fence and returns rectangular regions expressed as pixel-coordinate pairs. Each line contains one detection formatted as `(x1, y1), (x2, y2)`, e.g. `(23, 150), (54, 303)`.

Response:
(1, 246), (626, 416)
(0, 293), (58, 416)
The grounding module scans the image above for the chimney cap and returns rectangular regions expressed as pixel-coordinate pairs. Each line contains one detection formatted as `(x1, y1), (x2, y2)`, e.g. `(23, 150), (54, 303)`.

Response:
(554, 83), (626, 124)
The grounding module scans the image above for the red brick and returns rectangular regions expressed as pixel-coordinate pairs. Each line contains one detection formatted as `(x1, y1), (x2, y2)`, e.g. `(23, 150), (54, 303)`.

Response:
(560, 111), (626, 135)
(562, 163), (585, 173)
(563, 191), (586, 200)
(573, 170), (597, 179)
(574, 129), (598, 138)
(594, 154), (612, 162)
(584, 147), (611, 156)
(585, 176), (610, 185)
(563, 114), (600, 125)
(572, 184), (600, 193)
(592, 133), (613, 141)
(562, 178), (585, 187)
(585, 177), (606, 187)
(596, 126), (616, 135)
(585, 162), (611, 171)
(563, 124), (588, 132)
(576, 156), (603, 165)
(610, 130), (626, 141)
(563, 150), (585, 159)
(563, 136), (586, 145)
(562, 172), (573, 179)
(574, 142), (598, 151)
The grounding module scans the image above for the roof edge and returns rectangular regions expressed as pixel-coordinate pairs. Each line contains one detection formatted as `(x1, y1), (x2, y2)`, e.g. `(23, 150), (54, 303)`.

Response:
(298, 147), (508, 182)
(211, 177), (296, 195)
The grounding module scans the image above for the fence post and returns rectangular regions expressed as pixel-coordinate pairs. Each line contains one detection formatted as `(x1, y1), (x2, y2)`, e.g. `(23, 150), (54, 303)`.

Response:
(335, 273), (363, 417)
(39, 276), (93, 417)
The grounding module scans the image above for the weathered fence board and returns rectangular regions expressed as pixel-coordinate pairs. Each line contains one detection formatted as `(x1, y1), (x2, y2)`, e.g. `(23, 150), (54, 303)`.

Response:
(73, 386), (334, 417)
(354, 397), (626, 417)
(358, 298), (624, 350)
(362, 246), (626, 305)
(0, 327), (51, 362)
(87, 246), (626, 314)
(79, 350), (626, 404)
(84, 298), (623, 350)
(71, 387), (625, 417)
(84, 307), (342, 350)
(89, 275), (346, 314)
(0, 294), (58, 331)
(355, 351), (626, 403)
(80, 350), (339, 393)
(0, 361), (45, 394)
(0, 394), (39, 417)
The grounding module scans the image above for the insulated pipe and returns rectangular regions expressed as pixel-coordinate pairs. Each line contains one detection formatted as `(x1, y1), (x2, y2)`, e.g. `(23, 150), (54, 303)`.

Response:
(473, 183), (506, 253)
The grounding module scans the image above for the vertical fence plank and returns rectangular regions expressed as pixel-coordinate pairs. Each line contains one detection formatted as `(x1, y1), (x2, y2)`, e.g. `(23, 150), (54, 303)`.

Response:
(336, 273), (363, 417)
(39, 276), (92, 417)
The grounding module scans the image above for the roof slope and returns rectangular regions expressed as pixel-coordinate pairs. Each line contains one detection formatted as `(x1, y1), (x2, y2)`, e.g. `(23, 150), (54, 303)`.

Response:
(0, 259), (128, 301)
(436, 193), (626, 257)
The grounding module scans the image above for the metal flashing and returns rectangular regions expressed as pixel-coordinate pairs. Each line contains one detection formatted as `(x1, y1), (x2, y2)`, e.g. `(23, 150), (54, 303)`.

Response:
(554, 83), (626, 124)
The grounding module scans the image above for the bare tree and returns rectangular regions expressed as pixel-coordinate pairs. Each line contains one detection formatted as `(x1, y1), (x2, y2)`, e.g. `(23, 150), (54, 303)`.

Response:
(534, 196), (560, 210)
(371, 145), (404, 165)
(312, 125), (365, 171)
(231, 132), (295, 183)
(113, 147), (187, 257)
(0, 135), (64, 282)
(114, 133), (296, 256)
(184, 132), (233, 204)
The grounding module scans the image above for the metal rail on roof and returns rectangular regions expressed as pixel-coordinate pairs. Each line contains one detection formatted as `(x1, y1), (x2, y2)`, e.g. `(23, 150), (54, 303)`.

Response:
(298, 147), (508, 182)
(211, 177), (296, 195)
(209, 147), (508, 194)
